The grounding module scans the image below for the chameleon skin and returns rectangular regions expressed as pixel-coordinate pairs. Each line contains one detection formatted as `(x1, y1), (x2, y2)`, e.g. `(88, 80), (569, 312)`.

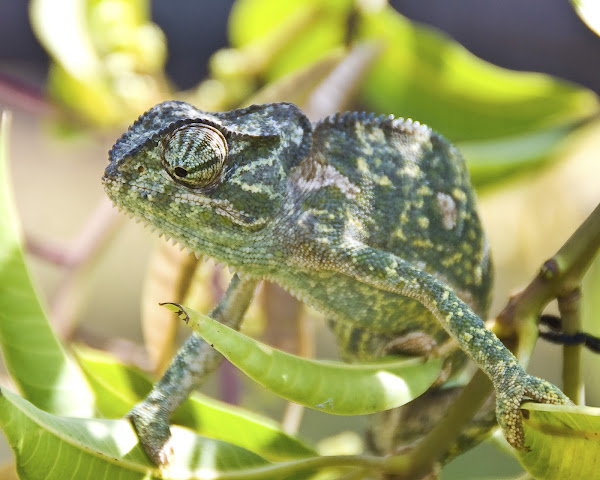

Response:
(104, 101), (571, 458)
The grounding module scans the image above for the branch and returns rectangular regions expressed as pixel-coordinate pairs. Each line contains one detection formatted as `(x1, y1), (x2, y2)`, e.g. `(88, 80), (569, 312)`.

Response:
(497, 200), (600, 334)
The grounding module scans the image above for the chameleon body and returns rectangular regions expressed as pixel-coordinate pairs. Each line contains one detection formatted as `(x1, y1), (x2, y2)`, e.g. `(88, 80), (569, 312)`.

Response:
(103, 101), (570, 462)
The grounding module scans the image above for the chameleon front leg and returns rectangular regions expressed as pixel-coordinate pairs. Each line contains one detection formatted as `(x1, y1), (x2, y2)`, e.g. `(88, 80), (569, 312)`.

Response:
(335, 243), (572, 450)
(128, 274), (259, 465)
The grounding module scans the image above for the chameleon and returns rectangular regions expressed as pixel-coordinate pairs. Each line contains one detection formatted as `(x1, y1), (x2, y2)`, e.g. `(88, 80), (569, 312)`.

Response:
(103, 100), (571, 464)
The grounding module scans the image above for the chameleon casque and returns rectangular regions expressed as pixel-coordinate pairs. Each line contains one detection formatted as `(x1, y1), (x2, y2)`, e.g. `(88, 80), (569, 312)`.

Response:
(103, 101), (570, 465)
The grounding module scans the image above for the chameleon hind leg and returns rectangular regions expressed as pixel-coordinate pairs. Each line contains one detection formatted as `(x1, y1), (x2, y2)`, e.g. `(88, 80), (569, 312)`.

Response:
(331, 242), (572, 450)
(127, 274), (258, 465)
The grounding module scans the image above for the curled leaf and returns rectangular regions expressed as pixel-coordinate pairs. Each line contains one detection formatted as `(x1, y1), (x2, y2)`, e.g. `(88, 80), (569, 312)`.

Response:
(167, 303), (443, 415)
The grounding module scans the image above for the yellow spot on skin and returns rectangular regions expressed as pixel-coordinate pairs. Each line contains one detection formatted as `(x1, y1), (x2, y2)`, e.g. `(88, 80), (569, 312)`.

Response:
(412, 238), (434, 249)
(393, 229), (407, 240)
(416, 185), (432, 196)
(417, 217), (429, 229)
(368, 128), (385, 144)
(378, 175), (392, 186)
(357, 157), (369, 173)
(474, 265), (483, 283)
(452, 188), (467, 202)
(441, 252), (463, 267)
(397, 164), (421, 178)
(316, 224), (335, 233)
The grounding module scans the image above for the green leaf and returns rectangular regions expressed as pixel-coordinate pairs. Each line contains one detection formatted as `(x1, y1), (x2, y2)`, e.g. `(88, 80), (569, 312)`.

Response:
(74, 347), (317, 461)
(0, 387), (277, 480)
(30, 0), (100, 80)
(570, 0), (600, 37)
(242, 48), (345, 108)
(357, 8), (597, 142)
(227, 0), (352, 81)
(0, 112), (95, 417)
(457, 118), (586, 187)
(518, 403), (600, 479)
(30, 0), (168, 126)
(168, 304), (443, 416)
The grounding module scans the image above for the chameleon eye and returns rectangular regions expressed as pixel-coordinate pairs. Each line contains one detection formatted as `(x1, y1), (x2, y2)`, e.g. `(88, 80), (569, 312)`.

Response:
(161, 124), (228, 188)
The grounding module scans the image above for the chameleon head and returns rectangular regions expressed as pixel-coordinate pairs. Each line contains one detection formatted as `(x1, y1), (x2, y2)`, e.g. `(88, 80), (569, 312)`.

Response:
(102, 100), (312, 271)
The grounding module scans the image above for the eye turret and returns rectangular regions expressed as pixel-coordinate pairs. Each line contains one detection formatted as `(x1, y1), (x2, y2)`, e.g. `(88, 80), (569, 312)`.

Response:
(161, 124), (228, 188)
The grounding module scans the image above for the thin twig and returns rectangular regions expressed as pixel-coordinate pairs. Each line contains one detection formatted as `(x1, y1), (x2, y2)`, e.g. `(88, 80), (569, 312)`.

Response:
(73, 327), (151, 371)
(303, 42), (383, 122)
(558, 288), (584, 404)
(49, 197), (124, 338)
(281, 315), (315, 435)
(497, 201), (600, 334)
(0, 73), (55, 117)
(400, 370), (492, 479)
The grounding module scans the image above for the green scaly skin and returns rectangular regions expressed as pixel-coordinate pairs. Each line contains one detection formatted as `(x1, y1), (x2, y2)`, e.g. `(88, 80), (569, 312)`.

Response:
(103, 101), (571, 464)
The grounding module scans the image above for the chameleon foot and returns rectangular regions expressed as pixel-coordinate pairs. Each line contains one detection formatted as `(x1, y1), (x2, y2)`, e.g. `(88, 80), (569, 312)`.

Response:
(495, 374), (572, 450)
(127, 401), (173, 465)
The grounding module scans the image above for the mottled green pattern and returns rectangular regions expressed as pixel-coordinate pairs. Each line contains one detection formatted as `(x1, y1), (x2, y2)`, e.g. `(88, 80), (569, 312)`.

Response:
(281, 112), (491, 359)
(104, 101), (570, 457)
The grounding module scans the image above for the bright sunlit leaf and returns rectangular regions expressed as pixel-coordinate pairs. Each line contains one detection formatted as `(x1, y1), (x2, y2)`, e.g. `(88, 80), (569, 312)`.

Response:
(0, 387), (283, 480)
(518, 403), (600, 479)
(570, 0), (600, 37)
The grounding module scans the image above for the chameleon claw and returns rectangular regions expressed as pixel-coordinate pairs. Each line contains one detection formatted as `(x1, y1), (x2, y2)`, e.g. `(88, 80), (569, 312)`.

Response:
(495, 374), (572, 451)
(159, 302), (190, 324)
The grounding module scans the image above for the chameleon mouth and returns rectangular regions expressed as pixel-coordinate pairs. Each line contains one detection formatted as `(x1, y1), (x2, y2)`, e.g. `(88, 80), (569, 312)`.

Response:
(105, 190), (259, 279)
(103, 173), (270, 231)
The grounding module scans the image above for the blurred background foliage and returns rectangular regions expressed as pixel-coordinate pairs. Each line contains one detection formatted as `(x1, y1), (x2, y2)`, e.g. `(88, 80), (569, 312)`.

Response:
(1, 0), (600, 478)
(27, 0), (600, 184)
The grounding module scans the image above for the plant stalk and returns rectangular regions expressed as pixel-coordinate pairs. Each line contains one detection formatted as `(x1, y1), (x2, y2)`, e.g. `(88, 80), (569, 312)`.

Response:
(558, 288), (584, 404)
